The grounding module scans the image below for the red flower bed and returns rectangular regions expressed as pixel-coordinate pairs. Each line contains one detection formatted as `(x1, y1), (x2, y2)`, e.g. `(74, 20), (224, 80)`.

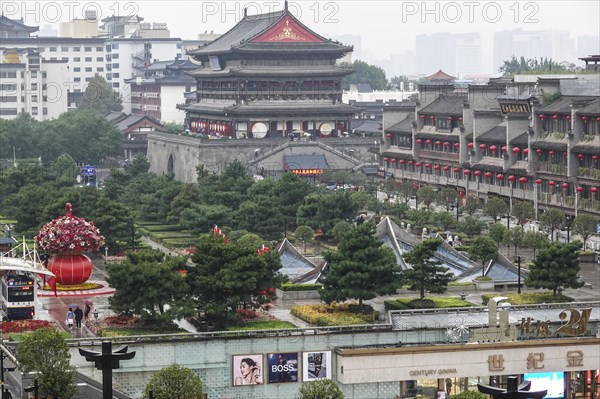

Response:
(104, 315), (142, 327)
(236, 309), (259, 321)
(0, 320), (50, 334)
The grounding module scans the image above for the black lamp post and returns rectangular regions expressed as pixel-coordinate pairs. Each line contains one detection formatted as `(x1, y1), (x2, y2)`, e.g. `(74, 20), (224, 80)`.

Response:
(79, 341), (136, 399)
(514, 255), (522, 294)
(565, 215), (574, 243)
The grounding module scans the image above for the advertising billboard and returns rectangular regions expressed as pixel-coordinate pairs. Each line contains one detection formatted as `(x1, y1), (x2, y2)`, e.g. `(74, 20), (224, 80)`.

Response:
(303, 351), (332, 381)
(232, 354), (264, 386)
(267, 353), (299, 383)
(524, 371), (565, 399)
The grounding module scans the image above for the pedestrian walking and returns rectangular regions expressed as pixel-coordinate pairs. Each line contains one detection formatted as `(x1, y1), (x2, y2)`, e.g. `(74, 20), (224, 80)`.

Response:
(2, 388), (13, 399)
(84, 301), (92, 322)
(66, 308), (74, 329)
(74, 306), (84, 329)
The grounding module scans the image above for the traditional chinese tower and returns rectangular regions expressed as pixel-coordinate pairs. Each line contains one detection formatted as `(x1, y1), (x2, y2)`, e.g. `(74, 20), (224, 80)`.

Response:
(181, 1), (356, 139)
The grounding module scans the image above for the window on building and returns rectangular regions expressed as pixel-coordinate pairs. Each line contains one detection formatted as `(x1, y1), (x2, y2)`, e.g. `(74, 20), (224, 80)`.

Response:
(177, 43), (182, 49)
(62, 57), (68, 61)
(112, 63), (119, 69)
(61, 47), (68, 51)
(42, 84), (47, 90)
(0, 96), (18, 102)
(74, 57), (80, 62)
(85, 57), (92, 62)
(0, 84), (17, 90)
(32, 95), (38, 103)
(49, 47), (57, 52)
(96, 46), (103, 51)
(73, 47), (80, 51)
(50, 57), (57, 61)
(0, 72), (17, 78)
(112, 54), (119, 59)
(74, 67), (81, 72)
(112, 82), (120, 88)
(74, 77), (81, 82)
(0, 108), (18, 116)
(97, 57), (103, 62)
(85, 47), (92, 52)
(111, 43), (119, 49)
(97, 67), (104, 72)
(43, 95), (47, 102)
(31, 83), (38, 90)
(43, 107), (48, 115)
(85, 67), (92, 72)
(31, 71), (37, 78)
(32, 106), (38, 115)
(85, 77), (91, 82)
(42, 72), (47, 78)
(112, 73), (119, 78)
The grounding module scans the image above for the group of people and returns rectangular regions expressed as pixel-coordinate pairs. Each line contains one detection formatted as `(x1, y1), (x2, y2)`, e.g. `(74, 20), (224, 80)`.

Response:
(66, 301), (92, 330)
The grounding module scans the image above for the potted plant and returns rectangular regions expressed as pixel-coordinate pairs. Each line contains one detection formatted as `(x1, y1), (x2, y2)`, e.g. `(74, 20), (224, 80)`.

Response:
(474, 276), (494, 290)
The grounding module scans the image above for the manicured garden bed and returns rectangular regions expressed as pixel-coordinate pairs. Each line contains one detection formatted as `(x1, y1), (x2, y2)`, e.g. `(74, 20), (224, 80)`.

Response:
(93, 316), (187, 337)
(384, 297), (475, 310)
(226, 320), (297, 331)
(481, 292), (573, 305)
(0, 319), (53, 340)
(291, 303), (377, 326)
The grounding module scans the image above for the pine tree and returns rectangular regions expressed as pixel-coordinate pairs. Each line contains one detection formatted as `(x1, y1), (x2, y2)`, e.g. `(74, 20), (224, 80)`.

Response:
(525, 241), (584, 295)
(403, 238), (453, 299)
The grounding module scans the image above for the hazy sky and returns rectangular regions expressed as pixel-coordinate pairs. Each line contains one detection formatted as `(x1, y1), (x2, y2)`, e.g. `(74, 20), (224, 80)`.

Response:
(5, 1), (599, 61)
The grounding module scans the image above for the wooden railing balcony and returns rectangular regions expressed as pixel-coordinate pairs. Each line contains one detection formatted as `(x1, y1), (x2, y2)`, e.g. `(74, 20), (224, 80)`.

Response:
(419, 150), (460, 162)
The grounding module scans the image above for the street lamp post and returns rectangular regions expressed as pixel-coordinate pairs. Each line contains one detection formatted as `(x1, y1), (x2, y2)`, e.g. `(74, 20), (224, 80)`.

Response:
(514, 255), (522, 294)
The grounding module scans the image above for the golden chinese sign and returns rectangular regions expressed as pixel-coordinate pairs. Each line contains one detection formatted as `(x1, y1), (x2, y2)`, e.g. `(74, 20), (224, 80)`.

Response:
(517, 308), (592, 339)
(500, 102), (531, 114)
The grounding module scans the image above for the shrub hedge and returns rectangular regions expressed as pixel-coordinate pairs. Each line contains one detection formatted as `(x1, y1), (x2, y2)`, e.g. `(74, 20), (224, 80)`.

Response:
(449, 390), (490, 399)
(481, 292), (574, 305)
(291, 303), (377, 326)
(384, 297), (475, 310)
(280, 283), (322, 292)
(226, 320), (297, 331)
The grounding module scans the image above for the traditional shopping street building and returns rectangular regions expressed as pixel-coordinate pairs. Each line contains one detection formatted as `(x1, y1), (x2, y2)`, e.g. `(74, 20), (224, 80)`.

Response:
(381, 74), (600, 228)
(179, 1), (356, 139)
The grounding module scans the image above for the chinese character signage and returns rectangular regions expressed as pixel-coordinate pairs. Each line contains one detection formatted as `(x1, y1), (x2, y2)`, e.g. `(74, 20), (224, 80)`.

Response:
(292, 169), (324, 175)
(500, 102), (531, 113)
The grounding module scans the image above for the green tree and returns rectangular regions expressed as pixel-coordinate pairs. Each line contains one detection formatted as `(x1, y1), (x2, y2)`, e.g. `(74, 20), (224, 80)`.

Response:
(320, 223), (400, 306)
(457, 216), (485, 237)
(48, 153), (80, 188)
(525, 241), (584, 295)
(106, 249), (192, 320)
(523, 231), (550, 258)
(417, 186), (437, 208)
(438, 188), (458, 211)
(79, 73), (123, 114)
(296, 379), (345, 399)
(15, 328), (77, 399)
(407, 208), (433, 230)
(434, 211), (455, 230)
(397, 181), (416, 204)
(380, 178), (399, 202)
(511, 201), (534, 226)
(572, 214), (597, 248)
(162, 121), (184, 135)
(505, 226), (525, 256)
(403, 238), (453, 299)
(489, 223), (507, 247)
(234, 196), (283, 240)
(331, 220), (353, 241)
(295, 225), (314, 251)
(468, 237), (499, 277)
(462, 196), (479, 216)
(275, 172), (315, 230)
(143, 364), (204, 399)
(179, 204), (232, 232)
(484, 197), (508, 222)
(296, 190), (356, 234)
(539, 208), (566, 241)
(350, 190), (374, 211)
(341, 60), (388, 90)
(189, 234), (282, 327)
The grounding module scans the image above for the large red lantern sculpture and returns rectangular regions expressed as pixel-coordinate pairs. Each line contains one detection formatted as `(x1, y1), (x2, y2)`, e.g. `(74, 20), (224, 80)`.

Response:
(35, 203), (105, 286)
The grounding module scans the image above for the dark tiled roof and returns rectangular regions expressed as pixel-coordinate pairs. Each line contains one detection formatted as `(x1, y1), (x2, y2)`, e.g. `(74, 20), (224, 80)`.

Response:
(188, 66), (352, 78)
(415, 132), (459, 141)
(497, 94), (536, 101)
(386, 116), (413, 134)
(572, 143), (600, 154)
(283, 154), (328, 170)
(471, 163), (503, 173)
(531, 140), (568, 151)
(0, 15), (39, 32)
(510, 132), (529, 145)
(477, 125), (506, 143)
(116, 115), (144, 130)
(576, 99), (600, 115)
(353, 121), (381, 134)
(0, 237), (18, 245)
(426, 69), (455, 81)
(419, 95), (465, 116)
(355, 84), (373, 93)
(537, 96), (597, 113)
(105, 112), (127, 122)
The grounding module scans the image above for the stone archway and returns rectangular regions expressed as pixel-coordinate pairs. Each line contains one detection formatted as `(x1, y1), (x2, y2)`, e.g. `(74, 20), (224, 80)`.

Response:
(167, 154), (174, 175)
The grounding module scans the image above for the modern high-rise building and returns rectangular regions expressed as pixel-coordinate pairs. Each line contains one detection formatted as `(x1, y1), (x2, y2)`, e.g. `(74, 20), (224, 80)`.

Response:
(416, 33), (481, 77)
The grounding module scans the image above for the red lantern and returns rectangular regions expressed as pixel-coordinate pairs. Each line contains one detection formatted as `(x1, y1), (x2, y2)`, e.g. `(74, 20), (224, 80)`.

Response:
(443, 166), (450, 171)
(593, 155), (600, 161)
(519, 177), (528, 184)
(454, 143), (460, 148)
(425, 163), (432, 168)
(552, 114), (559, 120)
(538, 114), (546, 119)
(523, 149), (529, 155)
(453, 167), (460, 173)
(536, 149), (543, 155)
(501, 146), (507, 152)
(386, 133), (392, 138)
(508, 175), (516, 182)
(474, 170), (482, 177)
(576, 187), (584, 192)
(549, 150), (556, 156)
(430, 116), (435, 120)
(535, 179), (542, 185)
(496, 174), (504, 180)
(447, 117), (453, 121)
(591, 187), (598, 193)
(426, 139), (432, 144)
(581, 116), (589, 121)
(467, 143), (474, 149)
(479, 143), (487, 150)
(564, 152), (568, 157)
(399, 159), (405, 164)
(391, 158), (397, 163)
(383, 157), (389, 162)
(489, 145), (498, 152)
(578, 154), (585, 159)
(444, 141), (450, 147)
(484, 172), (492, 178)
(566, 115), (572, 120)
(458, 117), (463, 122)
(416, 139), (423, 144)
(408, 160), (414, 165)
(562, 182), (569, 189)
(512, 147), (521, 154)
(435, 140), (442, 146)
(464, 169), (471, 175)
(434, 165), (440, 171)
(420, 115), (425, 120)
(596, 117), (600, 122)
(415, 162), (422, 167)
(549, 181), (556, 187)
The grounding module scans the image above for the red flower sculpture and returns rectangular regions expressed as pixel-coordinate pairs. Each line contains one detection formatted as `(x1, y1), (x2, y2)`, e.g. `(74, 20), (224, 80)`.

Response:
(35, 203), (105, 253)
